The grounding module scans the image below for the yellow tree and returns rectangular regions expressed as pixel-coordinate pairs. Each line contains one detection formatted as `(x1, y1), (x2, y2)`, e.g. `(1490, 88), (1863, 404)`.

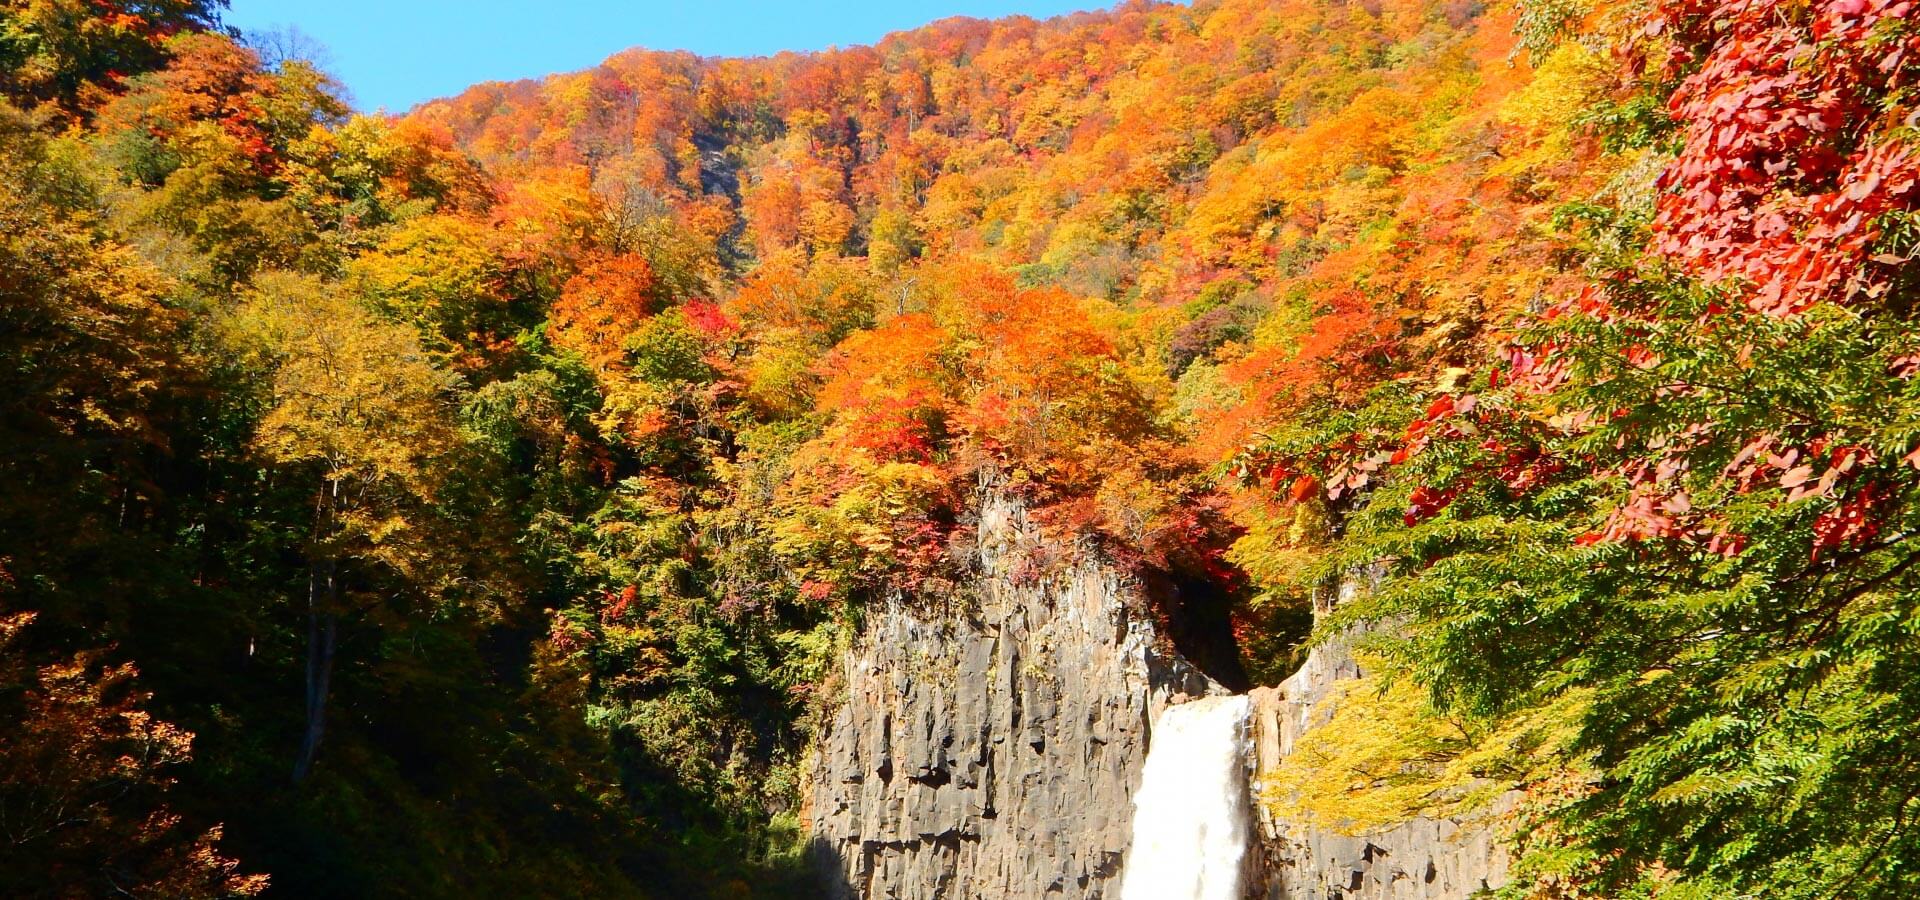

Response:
(347, 214), (507, 361)
(224, 272), (462, 783)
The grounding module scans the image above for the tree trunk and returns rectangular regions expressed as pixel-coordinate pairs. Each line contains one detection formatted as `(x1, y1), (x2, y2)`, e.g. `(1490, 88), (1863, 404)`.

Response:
(292, 556), (337, 785)
(289, 491), (339, 786)
(293, 476), (343, 785)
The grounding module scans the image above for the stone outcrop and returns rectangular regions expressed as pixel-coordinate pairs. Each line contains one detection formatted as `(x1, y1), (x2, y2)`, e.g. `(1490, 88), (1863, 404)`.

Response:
(806, 502), (1510, 900)
(1245, 582), (1512, 899)
(804, 492), (1216, 899)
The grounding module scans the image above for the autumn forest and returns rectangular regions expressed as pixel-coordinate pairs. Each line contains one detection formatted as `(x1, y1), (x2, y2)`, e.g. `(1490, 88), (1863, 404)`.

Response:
(3, 0), (1920, 896)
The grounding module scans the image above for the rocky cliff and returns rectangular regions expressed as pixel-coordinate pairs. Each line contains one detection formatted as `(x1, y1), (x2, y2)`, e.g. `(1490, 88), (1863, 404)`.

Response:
(804, 492), (1217, 898)
(1247, 642), (1511, 900)
(804, 503), (1508, 899)
(1246, 583), (1512, 900)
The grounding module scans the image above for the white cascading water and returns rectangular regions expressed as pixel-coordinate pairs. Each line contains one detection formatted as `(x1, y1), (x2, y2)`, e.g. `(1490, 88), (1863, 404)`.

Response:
(1118, 693), (1254, 900)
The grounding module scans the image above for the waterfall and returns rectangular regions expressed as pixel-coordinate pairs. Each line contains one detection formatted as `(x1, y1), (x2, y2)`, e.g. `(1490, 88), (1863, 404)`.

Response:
(1119, 694), (1254, 900)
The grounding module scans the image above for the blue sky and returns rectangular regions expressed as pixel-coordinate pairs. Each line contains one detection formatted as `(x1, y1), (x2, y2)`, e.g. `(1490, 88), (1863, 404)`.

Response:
(221, 0), (1115, 113)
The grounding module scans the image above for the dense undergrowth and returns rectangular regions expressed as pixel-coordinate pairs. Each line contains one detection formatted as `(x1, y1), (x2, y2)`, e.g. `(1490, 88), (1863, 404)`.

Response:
(2, 0), (1918, 896)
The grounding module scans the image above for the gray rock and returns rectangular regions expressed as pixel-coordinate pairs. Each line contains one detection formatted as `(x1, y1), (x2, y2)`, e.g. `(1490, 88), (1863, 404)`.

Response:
(1245, 626), (1513, 899)
(805, 510), (1508, 900)
(804, 491), (1214, 899)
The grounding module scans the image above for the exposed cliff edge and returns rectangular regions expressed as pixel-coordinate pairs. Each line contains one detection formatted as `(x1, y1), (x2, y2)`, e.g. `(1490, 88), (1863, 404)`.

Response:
(804, 499), (1509, 899)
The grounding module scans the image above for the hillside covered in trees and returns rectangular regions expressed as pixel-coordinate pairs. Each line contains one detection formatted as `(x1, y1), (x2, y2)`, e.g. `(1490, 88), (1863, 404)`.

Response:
(3, 0), (1920, 896)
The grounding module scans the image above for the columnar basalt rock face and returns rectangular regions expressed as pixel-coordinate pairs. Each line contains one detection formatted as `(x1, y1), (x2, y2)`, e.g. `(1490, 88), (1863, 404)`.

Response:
(808, 516), (1511, 900)
(805, 493), (1216, 899)
(1246, 598), (1512, 900)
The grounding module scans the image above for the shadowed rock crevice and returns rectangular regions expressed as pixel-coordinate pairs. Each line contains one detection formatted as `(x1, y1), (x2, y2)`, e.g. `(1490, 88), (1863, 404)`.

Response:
(1142, 568), (1252, 693)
